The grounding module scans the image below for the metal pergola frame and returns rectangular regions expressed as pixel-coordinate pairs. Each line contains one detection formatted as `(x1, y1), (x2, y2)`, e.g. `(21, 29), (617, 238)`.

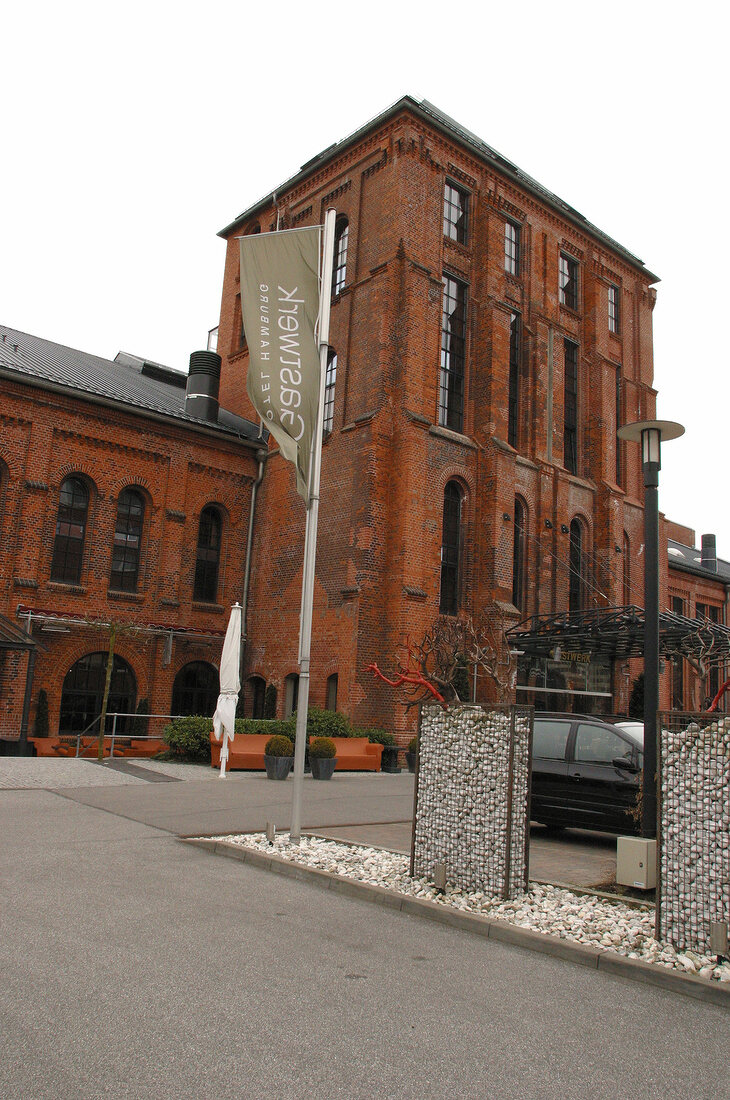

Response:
(507, 605), (730, 663)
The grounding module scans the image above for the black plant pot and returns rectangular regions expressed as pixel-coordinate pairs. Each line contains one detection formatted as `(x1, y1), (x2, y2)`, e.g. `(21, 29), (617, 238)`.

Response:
(264, 754), (293, 780)
(310, 756), (336, 780)
(405, 751), (417, 774)
(381, 745), (401, 773)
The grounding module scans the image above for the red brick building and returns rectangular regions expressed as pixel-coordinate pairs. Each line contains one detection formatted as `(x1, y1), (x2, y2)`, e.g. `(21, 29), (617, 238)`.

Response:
(216, 96), (672, 736)
(0, 327), (261, 747)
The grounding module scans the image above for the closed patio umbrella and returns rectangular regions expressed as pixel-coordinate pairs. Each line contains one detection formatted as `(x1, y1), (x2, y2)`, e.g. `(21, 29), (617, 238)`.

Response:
(212, 602), (242, 779)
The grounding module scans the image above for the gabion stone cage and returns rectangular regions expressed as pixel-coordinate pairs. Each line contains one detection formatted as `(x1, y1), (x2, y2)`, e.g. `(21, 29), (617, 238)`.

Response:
(411, 704), (532, 900)
(658, 712), (730, 953)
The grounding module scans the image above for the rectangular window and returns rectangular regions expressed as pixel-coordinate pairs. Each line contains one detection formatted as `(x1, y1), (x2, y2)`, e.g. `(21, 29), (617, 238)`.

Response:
(323, 350), (337, 435)
(505, 221), (521, 276)
(439, 275), (467, 432)
(508, 312), (521, 448)
(564, 340), (578, 475)
(608, 284), (620, 333)
(443, 181), (469, 245)
(559, 253), (579, 310)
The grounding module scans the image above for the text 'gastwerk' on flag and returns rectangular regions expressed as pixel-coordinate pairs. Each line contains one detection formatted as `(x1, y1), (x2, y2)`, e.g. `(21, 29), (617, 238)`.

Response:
(239, 227), (322, 502)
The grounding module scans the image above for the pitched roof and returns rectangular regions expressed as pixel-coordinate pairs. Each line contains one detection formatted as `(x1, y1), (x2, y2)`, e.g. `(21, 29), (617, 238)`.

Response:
(0, 324), (260, 443)
(667, 539), (730, 584)
(220, 94), (659, 282)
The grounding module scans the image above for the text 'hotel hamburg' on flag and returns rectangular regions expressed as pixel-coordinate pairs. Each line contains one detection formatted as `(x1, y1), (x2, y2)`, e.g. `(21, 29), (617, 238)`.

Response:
(239, 228), (322, 502)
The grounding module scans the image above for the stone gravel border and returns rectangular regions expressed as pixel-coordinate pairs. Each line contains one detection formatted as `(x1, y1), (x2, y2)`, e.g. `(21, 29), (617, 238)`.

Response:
(181, 835), (730, 1008)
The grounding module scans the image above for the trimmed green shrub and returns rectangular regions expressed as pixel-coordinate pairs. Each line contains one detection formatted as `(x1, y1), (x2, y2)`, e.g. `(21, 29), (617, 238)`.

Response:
(357, 727), (395, 747)
(263, 684), (278, 719)
(34, 689), (49, 738)
(163, 716), (212, 761)
(265, 734), (294, 757)
(309, 736), (336, 759)
(302, 707), (352, 740)
(234, 717), (295, 739)
(408, 736), (418, 753)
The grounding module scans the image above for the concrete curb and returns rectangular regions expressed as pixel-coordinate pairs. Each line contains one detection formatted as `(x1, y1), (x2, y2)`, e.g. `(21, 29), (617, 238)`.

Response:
(180, 837), (730, 1008)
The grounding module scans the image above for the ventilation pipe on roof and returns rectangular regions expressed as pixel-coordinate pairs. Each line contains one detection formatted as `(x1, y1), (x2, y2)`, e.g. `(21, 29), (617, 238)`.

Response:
(701, 533), (717, 573)
(185, 350), (221, 422)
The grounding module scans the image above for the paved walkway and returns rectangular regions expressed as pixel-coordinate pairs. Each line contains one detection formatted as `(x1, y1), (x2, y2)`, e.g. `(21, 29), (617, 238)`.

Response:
(1, 768), (727, 1100)
(0, 757), (617, 888)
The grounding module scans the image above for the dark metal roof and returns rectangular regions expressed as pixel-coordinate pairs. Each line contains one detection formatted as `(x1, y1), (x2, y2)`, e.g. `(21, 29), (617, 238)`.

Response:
(0, 325), (260, 443)
(0, 612), (37, 651)
(219, 95), (659, 282)
(507, 605), (730, 661)
(667, 538), (730, 584)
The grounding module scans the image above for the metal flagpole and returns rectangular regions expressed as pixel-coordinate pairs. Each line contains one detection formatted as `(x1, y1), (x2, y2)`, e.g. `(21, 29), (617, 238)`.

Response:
(290, 207), (337, 843)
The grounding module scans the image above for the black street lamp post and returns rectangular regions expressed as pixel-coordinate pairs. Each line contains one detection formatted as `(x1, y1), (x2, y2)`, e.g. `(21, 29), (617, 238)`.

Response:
(617, 419), (684, 838)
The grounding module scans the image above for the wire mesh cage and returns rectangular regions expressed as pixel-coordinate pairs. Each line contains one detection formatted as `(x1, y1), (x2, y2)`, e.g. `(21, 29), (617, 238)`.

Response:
(411, 704), (533, 900)
(657, 711), (730, 952)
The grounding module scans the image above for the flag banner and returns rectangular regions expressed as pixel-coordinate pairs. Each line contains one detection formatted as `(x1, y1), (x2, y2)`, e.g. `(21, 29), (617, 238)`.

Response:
(239, 228), (322, 501)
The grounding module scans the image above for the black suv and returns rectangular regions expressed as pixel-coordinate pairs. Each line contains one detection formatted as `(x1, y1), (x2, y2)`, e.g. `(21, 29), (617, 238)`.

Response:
(531, 713), (642, 834)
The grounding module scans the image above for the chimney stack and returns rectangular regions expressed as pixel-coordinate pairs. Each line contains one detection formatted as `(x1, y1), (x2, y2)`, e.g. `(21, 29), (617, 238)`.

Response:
(701, 533), (717, 573)
(185, 350), (221, 422)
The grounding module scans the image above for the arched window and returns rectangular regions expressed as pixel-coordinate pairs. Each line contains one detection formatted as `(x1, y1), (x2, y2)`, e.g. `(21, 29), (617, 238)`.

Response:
(569, 519), (586, 612)
(512, 498), (526, 613)
(59, 652), (136, 735)
(323, 349), (337, 435)
(51, 477), (90, 584)
(623, 532), (631, 606)
(194, 506), (222, 602)
(326, 673), (338, 712)
(332, 217), (348, 296)
(110, 489), (145, 592)
(440, 481), (463, 615)
(284, 673), (299, 718)
(171, 661), (219, 716)
(248, 675), (266, 719)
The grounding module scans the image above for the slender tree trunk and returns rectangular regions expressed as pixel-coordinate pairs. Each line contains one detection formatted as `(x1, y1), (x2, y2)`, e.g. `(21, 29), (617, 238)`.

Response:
(97, 623), (117, 762)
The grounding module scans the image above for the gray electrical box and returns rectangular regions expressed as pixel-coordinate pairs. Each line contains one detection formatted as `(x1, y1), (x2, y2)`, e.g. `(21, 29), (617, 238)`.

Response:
(616, 837), (656, 890)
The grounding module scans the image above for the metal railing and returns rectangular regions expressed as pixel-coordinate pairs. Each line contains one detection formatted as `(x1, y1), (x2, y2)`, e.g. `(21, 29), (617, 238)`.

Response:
(72, 713), (183, 759)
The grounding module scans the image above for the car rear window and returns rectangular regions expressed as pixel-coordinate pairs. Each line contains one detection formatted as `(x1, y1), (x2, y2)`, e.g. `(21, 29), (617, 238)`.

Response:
(533, 720), (569, 760)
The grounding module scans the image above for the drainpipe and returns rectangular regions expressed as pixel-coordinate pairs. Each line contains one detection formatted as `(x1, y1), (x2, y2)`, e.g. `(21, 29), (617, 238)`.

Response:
(240, 437), (268, 666)
(18, 647), (37, 756)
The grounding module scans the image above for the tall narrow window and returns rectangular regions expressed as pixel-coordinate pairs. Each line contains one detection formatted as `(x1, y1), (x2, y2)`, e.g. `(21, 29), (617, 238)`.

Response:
(284, 673), (300, 718)
(564, 340), (578, 475)
(443, 181), (469, 244)
(110, 489), (144, 592)
(623, 532), (631, 606)
(440, 481), (463, 615)
(323, 349), (337, 435)
(508, 311), (521, 448)
(615, 368), (623, 486)
(504, 221), (521, 275)
(248, 676), (266, 719)
(671, 596), (685, 709)
(569, 519), (585, 612)
(194, 506), (222, 602)
(51, 477), (89, 584)
(559, 253), (579, 310)
(439, 275), (467, 432)
(326, 673), (338, 712)
(608, 284), (620, 333)
(512, 498), (526, 613)
(332, 217), (348, 296)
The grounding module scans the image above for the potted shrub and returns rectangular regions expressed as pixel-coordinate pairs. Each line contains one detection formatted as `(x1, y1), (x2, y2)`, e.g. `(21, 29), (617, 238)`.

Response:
(264, 734), (294, 780)
(363, 728), (400, 773)
(308, 736), (337, 780)
(405, 736), (418, 773)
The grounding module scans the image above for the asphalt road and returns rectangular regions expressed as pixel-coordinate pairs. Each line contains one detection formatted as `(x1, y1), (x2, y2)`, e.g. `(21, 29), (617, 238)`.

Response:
(1, 764), (728, 1099)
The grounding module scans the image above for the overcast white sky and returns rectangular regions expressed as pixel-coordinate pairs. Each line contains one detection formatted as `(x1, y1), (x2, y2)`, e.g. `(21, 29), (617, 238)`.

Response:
(2, 1), (728, 553)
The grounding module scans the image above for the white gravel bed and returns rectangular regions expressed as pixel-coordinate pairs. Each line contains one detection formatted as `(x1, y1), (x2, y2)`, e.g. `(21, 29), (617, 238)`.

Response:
(210, 831), (730, 985)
